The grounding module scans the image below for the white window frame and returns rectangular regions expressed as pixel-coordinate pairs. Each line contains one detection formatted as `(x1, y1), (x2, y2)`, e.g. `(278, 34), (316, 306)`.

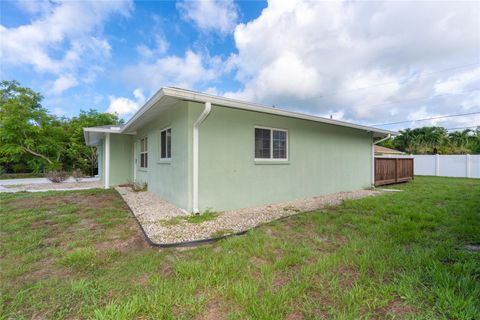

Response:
(254, 126), (288, 161)
(159, 127), (172, 160)
(139, 137), (148, 168)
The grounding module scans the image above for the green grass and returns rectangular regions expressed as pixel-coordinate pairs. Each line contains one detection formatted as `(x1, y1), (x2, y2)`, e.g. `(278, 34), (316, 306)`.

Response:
(158, 210), (219, 226)
(210, 228), (235, 238)
(1, 177), (479, 319)
(186, 209), (218, 223)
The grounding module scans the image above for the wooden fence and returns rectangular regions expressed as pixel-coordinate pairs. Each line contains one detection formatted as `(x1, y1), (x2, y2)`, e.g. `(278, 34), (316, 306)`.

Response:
(374, 157), (414, 186)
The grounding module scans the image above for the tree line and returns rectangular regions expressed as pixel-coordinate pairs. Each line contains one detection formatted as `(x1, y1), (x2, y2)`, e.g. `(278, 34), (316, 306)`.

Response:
(0, 80), (122, 175)
(380, 126), (480, 154)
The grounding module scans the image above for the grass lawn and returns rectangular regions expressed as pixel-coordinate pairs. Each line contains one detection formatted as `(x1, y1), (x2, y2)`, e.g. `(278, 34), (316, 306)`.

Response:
(1, 176), (479, 319)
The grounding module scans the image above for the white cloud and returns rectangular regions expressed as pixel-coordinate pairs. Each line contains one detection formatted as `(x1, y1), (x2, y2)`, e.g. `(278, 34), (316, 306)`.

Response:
(49, 74), (78, 95)
(226, 51), (322, 102)
(225, 0), (480, 128)
(136, 34), (169, 58)
(435, 67), (480, 95)
(107, 89), (146, 115)
(16, 0), (52, 15)
(120, 50), (223, 91)
(204, 87), (219, 95)
(53, 107), (66, 117)
(177, 0), (238, 34)
(0, 1), (132, 89)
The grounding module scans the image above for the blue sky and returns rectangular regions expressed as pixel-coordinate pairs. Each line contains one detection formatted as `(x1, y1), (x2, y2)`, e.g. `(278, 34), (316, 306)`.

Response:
(1, 0), (479, 131)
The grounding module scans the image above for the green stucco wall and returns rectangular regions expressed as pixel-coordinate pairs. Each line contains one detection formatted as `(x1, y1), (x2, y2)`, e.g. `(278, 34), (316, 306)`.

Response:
(101, 100), (374, 213)
(196, 104), (374, 212)
(109, 134), (133, 186)
(134, 101), (190, 211)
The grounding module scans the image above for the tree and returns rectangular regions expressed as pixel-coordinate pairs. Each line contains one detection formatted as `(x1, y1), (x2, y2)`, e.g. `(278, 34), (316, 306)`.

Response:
(466, 128), (480, 154)
(393, 128), (416, 153)
(65, 109), (122, 175)
(0, 81), (124, 175)
(391, 126), (479, 155)
(0, 80), (67, 172)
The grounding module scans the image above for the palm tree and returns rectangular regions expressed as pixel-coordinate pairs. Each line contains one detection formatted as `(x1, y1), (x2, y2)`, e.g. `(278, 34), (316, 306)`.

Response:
(449, 129), (471, 148)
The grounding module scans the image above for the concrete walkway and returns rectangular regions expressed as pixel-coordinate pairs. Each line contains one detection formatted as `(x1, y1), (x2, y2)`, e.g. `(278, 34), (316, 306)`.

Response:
(0, 177), (99, 186)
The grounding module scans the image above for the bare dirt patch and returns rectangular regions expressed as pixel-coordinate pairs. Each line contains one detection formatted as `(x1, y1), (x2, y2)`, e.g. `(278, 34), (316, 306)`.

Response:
(8, 192), (125, 212)
(272, 248), (285, 260)
(373, 297), (415, 318)
(272, 272), (290, 293)
(311, 233), (348, 254)
(17, 257), (70, 287)
(160, 263), (174, 278)
(138, 273), (150, 287)
(249, 256), (268, 279)
(95, 232), (148, 252)
(337, 265), (359, 288)
(250, 256), (268, 266)
(78, 218), (100, 230)
(285, 311), (305, 320)
(196, 299), (227, 320)
(302, 290), (332, 319)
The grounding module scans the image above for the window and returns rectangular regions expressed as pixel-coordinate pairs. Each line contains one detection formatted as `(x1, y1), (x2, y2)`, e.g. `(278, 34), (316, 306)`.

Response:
(140, 137), (148, 168)
(160, 128), (171, 159)
(255, 127), (288, 160)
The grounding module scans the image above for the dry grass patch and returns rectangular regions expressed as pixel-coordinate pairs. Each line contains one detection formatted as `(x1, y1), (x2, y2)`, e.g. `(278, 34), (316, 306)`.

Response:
(373, 296), (416, 319)
(195, 299), (228, 320)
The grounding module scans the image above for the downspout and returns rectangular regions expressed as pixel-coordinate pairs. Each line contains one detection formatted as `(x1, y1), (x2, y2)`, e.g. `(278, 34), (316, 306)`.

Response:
(105, 133), (111, 189)
(192, 102), (212, 214)
(372, 134), (391, 186)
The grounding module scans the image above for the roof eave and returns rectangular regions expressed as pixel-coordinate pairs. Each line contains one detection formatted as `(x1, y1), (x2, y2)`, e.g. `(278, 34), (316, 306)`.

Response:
(117, 86), (399, 137)
(120, 88), (168, 133)
(161, 87), (398, 137)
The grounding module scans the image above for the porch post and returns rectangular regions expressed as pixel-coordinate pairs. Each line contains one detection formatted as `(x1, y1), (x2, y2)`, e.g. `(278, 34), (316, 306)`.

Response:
(105, 133), (110, 189)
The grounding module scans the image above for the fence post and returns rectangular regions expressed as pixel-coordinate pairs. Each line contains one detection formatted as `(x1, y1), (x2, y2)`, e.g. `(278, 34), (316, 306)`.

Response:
(435, 154), (440, 176)
(395, 158), (398, 183)
(466, 154), (471, 178)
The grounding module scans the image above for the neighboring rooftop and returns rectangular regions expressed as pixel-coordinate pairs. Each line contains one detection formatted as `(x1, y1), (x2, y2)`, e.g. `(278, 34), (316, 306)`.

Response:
(374, 145), (405, 155)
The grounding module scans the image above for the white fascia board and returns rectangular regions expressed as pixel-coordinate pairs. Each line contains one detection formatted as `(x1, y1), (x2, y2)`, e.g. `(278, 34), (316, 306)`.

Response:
(120, 88), (167, 133)
(83, 127), (134, 146)
(118, 86), (398, 137)
(161, 87), (398, 137)
(83, 127), (122, 133)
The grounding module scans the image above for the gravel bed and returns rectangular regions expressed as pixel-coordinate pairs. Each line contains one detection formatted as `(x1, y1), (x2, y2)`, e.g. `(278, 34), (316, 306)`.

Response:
(3, 181), (103, 191)
(116, 186), (381, 244)
(115, 186), (188, 221)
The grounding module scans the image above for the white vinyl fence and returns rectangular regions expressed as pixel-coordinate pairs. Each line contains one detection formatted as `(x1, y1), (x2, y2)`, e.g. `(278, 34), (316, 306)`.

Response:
(413, 154), (480, 178)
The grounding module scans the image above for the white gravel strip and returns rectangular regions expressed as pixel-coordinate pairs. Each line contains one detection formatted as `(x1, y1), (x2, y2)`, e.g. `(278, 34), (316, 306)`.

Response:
(115, 186), (188, 221)
(1, 181), (103, 192)
(116, 186), (381, 244)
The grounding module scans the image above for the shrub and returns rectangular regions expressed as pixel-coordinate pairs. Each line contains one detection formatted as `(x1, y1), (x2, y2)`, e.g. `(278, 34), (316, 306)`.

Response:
(73, 168), (84, 182)
(132, 181), (148, 192)
(46, 170), (69, 183)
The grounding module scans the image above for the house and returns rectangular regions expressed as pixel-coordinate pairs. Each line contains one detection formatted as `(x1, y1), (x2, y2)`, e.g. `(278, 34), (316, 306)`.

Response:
(374, 145), (405, 156)
(84, 87), (397, 213)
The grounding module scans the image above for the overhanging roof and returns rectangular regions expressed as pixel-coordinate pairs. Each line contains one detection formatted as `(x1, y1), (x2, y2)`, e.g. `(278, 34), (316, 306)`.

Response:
(84, 87), (398, 145)
(83, 126), (123, 146)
